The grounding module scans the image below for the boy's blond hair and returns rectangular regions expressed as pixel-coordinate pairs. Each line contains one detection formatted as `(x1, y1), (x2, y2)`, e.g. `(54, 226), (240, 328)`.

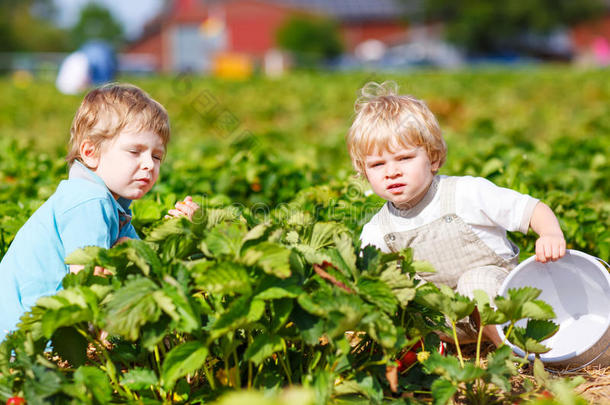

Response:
(66, 83), (170, 166)
(347, 81), (447, 176)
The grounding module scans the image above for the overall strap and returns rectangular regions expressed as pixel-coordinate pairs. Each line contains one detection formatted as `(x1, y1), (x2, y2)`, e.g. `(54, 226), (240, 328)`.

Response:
(377, 202), (396, 236)
(439, 176), (458, 216)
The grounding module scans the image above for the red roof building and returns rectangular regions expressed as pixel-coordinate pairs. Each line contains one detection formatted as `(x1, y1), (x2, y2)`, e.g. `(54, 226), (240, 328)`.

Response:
(125, 0), (409, 72)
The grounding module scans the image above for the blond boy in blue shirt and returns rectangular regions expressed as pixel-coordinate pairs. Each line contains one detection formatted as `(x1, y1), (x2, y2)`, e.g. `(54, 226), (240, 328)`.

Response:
(0, 84), (198, 341)
(347, 81), (566, 345)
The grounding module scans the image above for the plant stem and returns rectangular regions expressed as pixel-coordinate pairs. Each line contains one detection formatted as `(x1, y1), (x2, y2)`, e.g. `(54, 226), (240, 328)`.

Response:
(202, 361), (216, 390)
(232, 348), (241, 388)
(475, 323), (484, 366)
(451, 321), (464, 367)
(154, 345), (162, 376)
(247, 331), (253, 389)
(279, 348), (293, 385)
(503, 322), (515, 344)
(75, 326), (134, 399)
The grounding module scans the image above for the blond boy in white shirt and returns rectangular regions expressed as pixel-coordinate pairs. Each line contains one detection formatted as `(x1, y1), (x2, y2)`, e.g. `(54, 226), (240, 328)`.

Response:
(347, 81), (566, 345)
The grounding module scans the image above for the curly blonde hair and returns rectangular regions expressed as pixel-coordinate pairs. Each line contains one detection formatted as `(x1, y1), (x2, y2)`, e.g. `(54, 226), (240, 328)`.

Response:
(346, 81), (446, 176)
(66, 83), (170, 166)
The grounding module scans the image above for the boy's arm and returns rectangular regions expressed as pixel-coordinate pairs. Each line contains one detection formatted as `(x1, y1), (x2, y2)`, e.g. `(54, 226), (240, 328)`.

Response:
(529, 202), (566, 263)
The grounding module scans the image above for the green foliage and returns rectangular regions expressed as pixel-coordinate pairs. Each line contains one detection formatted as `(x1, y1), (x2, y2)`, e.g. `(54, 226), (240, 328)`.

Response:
(0, 0), (70, 52)
(275, 16), (343, 66)
(422, 0), (604, 54)
(0, 70), (603, 404)
(70, 2), (124, 49)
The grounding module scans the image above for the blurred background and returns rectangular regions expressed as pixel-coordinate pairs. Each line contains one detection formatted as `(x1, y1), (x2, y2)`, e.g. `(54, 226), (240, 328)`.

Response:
(2, 0), (610, 82)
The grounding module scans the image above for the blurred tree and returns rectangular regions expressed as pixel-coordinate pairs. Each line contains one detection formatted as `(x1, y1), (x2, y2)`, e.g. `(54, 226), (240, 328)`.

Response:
(276, 16), (343, 66)
(421, 0), (605, 55)
(0, 0), (70, 51)
(71, 3), (125, 49)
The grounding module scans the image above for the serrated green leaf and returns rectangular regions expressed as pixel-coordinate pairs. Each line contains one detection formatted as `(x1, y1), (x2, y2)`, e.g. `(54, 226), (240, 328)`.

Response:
(424, 352), (484, 382)
(509, 322), (556, 355)
(270, 299), (293, 332)
(473, 289), (507, 326)
(241, 242), (292, 278)
(209, 297), (265, 340)
(205, 206), (240, 229)
(308, 222), (341, 250)
(255, 286), (299, 300)
(412, 260), (436, 274)
(243, 334), (284, 365)
(103, 277), (162, 340)
(193, 261), (252, 295)
(161, 341), (208, 390)
(242, 222), (271, 243)
(124, 239), (163, 276)
(161, 282), (201, 333)
(379, 263), (416, 307)
(334, 373), (383, 402)
(356, 276), (397, 314)
(73, 366), (112, 404)
(416, 284), (474, 322)
(146, 217), (192, 242)
(285, 230), (299, 244)
(23, 364), (64, 400)
(485, 345), (518, 392)
(521, 299), (556, 320)
(206, 222), (247, 258)
(494, 287), (542, 321)
(333, 232), (357, 276)
(41, 304), (91, 339)
(64, 245), (104, 265)
(430, 378), (457, 405)
(120, 368), (158, 391)
(361, 310), (398, 349)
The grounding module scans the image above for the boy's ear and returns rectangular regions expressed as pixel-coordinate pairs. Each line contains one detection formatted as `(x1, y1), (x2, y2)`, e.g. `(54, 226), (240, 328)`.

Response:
(80, 140), (100, 169)
(430, 158), (441, 173)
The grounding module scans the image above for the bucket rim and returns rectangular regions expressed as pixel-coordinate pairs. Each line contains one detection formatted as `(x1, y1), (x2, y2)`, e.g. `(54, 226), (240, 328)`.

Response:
(496, 249), (610, 363)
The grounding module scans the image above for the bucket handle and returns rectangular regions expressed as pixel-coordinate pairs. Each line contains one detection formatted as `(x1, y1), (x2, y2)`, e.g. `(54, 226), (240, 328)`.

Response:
(599, 257), (610, 270)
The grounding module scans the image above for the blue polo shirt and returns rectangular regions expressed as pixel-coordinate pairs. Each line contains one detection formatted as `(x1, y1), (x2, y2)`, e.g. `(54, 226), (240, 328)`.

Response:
(0, 161), (138, 341)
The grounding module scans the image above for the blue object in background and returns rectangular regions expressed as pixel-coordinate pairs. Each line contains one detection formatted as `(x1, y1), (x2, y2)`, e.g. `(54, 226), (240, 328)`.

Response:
(80, 40), (117, 85)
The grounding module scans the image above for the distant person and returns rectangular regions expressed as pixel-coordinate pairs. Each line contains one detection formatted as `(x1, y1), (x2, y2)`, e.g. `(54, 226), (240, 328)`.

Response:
(346, 81), (566, 346)
(56, 41), (118, 95)
(0, 84), (198, 341)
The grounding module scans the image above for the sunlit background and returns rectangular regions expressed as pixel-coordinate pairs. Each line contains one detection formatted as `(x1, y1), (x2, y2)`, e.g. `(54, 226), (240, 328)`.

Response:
(2, 0), (610, 82)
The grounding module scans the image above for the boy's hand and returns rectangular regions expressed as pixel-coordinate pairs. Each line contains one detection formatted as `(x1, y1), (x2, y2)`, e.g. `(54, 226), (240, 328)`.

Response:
(535, 234), (566, 263)
(529, 202), (566, 263)
(166, 196), (200, 222)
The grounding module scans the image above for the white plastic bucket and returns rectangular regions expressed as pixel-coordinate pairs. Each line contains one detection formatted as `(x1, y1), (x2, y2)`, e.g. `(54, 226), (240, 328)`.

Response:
(496, 249), (610, 370)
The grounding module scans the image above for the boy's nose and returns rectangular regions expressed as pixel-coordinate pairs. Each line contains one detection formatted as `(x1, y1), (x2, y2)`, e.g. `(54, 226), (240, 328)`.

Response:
(385, 163), (401, 178)
(141, 154), (155, 170)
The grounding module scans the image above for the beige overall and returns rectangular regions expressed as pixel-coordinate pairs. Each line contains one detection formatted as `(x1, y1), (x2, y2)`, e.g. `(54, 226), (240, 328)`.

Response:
(377, 176), (520, 341)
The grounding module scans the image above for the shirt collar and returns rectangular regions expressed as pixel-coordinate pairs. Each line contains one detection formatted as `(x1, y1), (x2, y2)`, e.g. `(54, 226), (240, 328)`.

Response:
(388, 175), (440, 218)
(68, 160), (133, 214)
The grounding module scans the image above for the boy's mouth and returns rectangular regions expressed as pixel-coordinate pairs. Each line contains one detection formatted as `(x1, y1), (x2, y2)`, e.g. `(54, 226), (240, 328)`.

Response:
(135, 178), (151, 185)
(387, 183), (406, 193)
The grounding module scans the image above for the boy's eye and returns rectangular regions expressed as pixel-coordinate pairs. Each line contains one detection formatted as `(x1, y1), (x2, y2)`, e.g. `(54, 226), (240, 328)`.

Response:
(369, 162), (384, 168)
(153, 155), (163, 161)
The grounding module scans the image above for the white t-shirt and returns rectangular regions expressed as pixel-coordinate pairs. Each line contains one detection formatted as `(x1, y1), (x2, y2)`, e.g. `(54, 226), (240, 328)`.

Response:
(360, 175), (539, 259)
